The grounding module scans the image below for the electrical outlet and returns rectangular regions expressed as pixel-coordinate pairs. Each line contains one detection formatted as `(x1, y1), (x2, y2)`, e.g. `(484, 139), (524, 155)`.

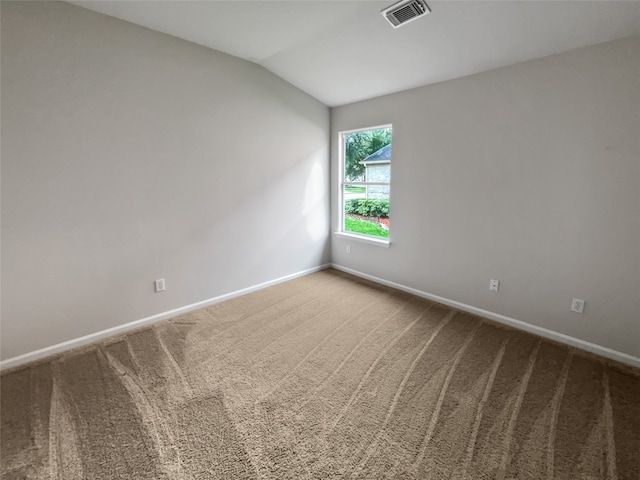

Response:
(489, 279), (499, 292)
(571, 298), (584, 314)
(155, 278), (165, 292)
(346, 245), (351, 254)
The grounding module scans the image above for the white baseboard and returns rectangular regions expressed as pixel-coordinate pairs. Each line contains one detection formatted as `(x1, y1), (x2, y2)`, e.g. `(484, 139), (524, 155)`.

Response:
(0, 264), (331, 371)
(332, 264), (640, 369)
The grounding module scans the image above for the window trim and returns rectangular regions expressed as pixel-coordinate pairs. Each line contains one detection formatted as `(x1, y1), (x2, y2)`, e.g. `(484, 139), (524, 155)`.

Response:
(334, 231), (391, 247)
(336, 124), (392, 247)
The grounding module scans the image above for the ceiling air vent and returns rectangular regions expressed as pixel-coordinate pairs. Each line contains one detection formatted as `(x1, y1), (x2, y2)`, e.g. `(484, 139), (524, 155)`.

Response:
(381, 0), (430, 29)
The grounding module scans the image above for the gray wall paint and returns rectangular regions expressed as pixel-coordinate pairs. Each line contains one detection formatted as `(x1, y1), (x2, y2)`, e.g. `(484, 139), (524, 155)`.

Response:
(2, 2), (638, 363)
(1, 1), (330, 360)
(332, 37), (640, 358)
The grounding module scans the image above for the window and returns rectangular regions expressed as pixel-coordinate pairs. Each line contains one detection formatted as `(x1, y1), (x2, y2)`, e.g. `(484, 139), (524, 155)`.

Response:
(338, 125), (391, 245)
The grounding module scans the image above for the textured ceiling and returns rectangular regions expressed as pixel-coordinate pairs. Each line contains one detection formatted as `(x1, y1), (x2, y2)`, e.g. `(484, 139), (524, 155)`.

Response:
(69, 1), (640, 107)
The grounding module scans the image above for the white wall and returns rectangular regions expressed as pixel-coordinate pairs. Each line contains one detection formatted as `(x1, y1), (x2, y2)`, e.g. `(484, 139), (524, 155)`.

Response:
(2, 2), (638, 364)
(1, 1), (330, 360)
(331, 36), (640, 358)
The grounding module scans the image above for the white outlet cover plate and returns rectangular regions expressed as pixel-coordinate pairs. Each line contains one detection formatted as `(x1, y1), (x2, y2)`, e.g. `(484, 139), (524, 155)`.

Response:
(571, 298), (584, 313)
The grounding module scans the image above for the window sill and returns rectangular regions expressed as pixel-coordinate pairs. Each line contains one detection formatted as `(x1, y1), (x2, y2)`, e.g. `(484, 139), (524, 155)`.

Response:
(334, 231), (390, 248)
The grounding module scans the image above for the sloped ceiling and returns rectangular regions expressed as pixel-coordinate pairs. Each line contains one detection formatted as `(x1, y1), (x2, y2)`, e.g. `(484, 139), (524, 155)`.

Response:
(69, 1), (640, 107)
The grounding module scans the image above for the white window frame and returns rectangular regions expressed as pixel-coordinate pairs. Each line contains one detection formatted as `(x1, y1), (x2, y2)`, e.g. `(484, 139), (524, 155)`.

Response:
(335, 124), (391, 248)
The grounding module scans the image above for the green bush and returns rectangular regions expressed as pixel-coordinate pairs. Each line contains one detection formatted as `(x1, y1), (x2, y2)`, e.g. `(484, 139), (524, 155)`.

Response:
(344, 198), (389, 218)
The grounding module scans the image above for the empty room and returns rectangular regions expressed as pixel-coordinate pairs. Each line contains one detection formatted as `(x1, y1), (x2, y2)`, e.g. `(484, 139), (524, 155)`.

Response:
(1, 1), (639, 478)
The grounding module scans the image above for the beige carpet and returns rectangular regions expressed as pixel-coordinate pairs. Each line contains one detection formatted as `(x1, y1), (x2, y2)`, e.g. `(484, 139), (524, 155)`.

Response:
(2, 269), (639, 479)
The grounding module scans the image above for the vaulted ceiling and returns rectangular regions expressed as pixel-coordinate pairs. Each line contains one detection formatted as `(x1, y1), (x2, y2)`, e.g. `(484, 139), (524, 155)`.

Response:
(69, 1), (640, 107)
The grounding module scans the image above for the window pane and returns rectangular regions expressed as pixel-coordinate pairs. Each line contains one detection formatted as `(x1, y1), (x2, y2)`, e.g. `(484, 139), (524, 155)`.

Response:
(343, 186), (389, 239)
(343, 128), (392, 182)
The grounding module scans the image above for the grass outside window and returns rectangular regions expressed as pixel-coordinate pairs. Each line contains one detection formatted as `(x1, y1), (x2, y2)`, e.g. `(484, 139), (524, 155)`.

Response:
(344, 217), (389, 238)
